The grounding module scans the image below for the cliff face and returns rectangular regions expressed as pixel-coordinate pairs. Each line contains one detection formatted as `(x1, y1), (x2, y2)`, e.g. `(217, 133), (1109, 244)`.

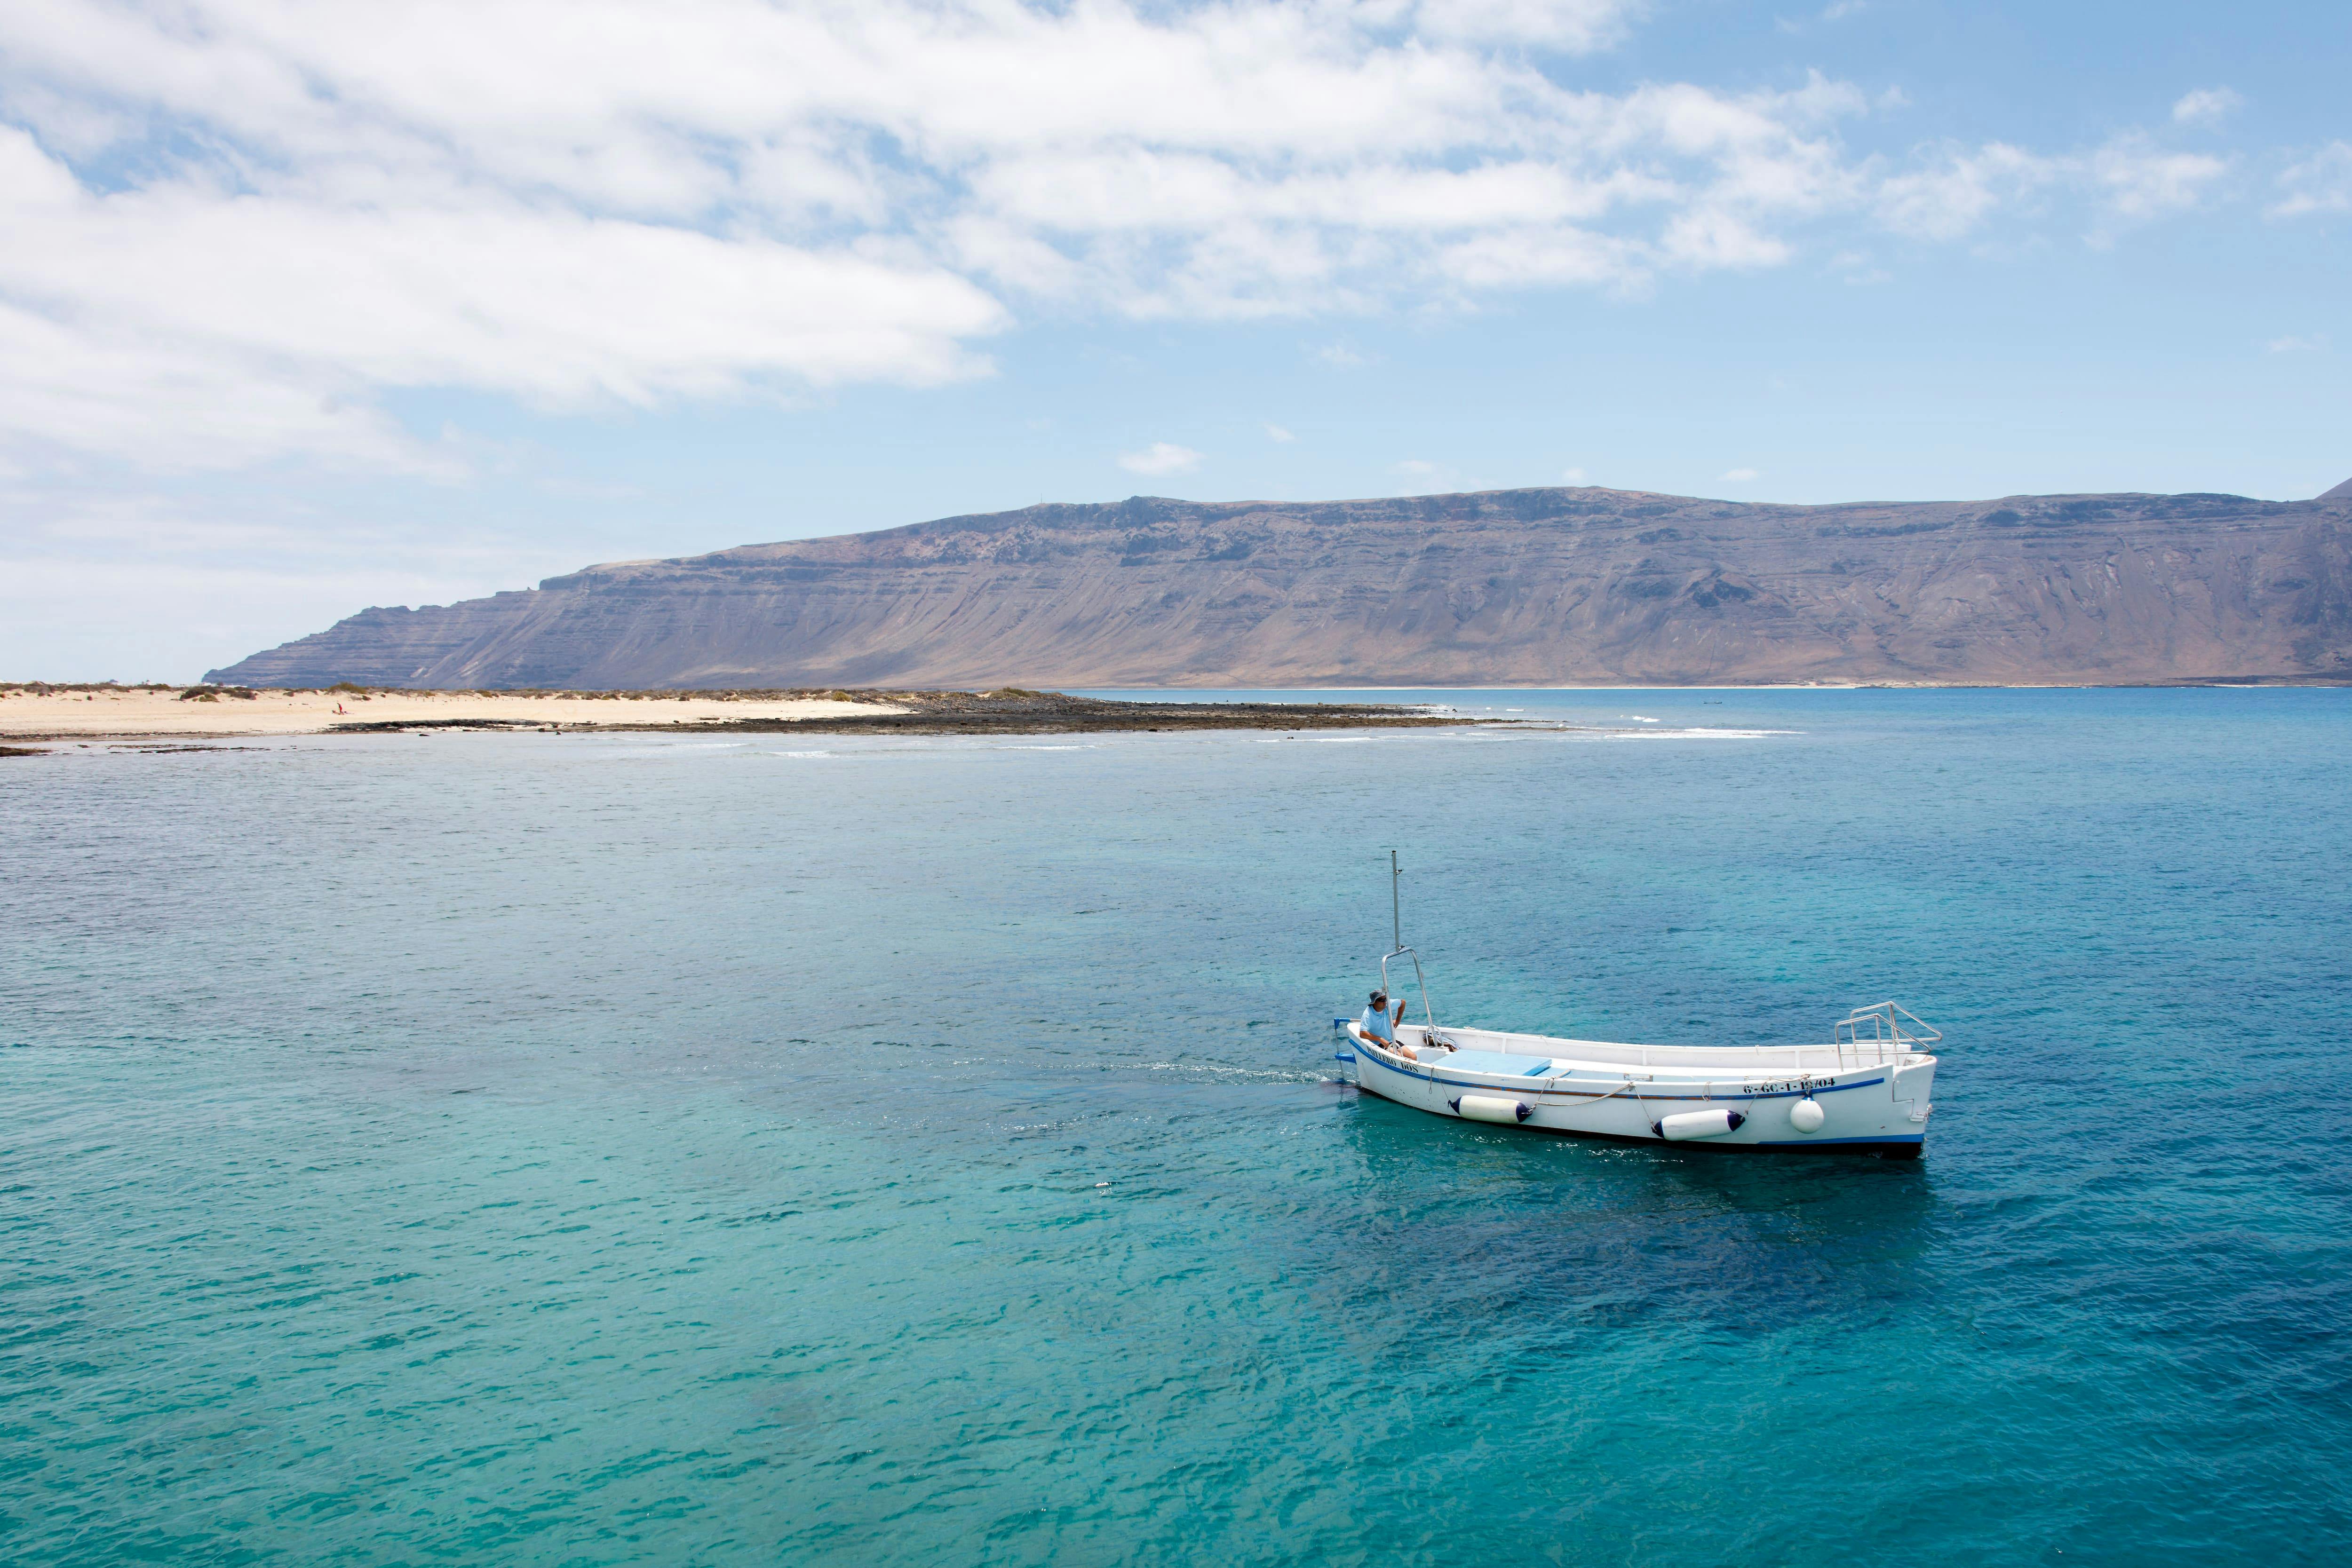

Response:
(209, 483), (2352, 689)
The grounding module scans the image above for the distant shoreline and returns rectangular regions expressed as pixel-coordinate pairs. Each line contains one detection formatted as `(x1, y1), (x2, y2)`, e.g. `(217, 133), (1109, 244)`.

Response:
(0, 685), (906, 744)
(0, 685), (1479, 745)
(1067, 676), (2352, 692)
(7, 677), (2349, 751)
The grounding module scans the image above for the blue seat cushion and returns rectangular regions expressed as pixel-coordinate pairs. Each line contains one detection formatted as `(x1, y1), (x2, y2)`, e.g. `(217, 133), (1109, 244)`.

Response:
(1438, 1049), (1555, 1077)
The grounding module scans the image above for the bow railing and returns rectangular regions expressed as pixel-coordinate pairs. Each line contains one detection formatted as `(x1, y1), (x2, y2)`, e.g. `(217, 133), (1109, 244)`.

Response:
(1832, 1002), (1941, 1067)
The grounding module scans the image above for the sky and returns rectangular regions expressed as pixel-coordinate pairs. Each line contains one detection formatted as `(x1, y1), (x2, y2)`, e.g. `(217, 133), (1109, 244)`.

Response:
(1, 0), (2347, 681)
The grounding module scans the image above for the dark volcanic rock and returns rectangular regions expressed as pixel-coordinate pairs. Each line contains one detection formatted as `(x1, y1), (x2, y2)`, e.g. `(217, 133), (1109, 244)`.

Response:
(323, 690), (1463, 736)
(210, 484), (2352, 688)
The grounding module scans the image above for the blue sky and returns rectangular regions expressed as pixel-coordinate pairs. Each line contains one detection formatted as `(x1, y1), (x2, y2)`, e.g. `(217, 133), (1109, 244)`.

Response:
(1, 0), (2346, 680)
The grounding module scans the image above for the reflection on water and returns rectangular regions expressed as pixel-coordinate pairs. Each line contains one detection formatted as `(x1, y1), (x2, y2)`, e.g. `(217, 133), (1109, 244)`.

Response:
(1334, 1089), (1938, 1334)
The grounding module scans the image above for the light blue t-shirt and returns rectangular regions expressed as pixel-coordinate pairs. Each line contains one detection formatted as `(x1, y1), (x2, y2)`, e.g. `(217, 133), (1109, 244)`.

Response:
(1359, 1005), (1396, 1043)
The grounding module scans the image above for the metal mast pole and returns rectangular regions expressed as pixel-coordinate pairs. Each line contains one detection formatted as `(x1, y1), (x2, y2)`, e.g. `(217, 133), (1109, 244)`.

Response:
(1391, 849), (1401, 951)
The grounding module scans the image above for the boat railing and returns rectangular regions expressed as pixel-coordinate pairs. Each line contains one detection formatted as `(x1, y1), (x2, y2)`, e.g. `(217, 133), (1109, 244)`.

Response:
(1378, 946), (1440, 1038)
(1832, 1002), (1941, 1068)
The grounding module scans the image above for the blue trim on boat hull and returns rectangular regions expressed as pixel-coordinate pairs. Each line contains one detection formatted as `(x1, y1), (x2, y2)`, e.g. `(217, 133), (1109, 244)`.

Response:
(1352, 1048), (1887, 1101)
(1511, 1123), (1923, 1159)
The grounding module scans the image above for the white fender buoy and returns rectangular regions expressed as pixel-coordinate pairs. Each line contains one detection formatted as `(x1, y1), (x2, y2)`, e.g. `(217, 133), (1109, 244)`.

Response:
(1656, 1109), (1747, 1140)
(1788, 1098), (1826, 1133)
(1450, 1095), (1533, 1125)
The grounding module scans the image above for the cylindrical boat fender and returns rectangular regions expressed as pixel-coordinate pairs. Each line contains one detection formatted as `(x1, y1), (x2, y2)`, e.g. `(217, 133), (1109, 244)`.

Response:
(1788, 1097), (1826, 1133)
(1655, 1109), (1747, 1141)
(1449, 1095), (1533, 1124)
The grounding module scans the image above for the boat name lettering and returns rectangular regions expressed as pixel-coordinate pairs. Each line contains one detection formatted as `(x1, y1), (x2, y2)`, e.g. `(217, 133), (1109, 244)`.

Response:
(1743, 1076), (1829, 1095)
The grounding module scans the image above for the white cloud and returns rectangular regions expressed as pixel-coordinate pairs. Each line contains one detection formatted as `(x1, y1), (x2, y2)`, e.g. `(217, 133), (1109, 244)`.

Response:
(2272, 143), (2352, 218)
(1117, 442), (1203, 476)
(1392, 458), (1447, 493)
(0, 0), (2280, 480)
(1562, 466), (1588, 483)
(2091, 135), (2227, 221)
(1876, 134), (2225, 241)
(2267, 335), (2321, 353)
(0, 128), (1006, 472)
(1721, 467), (1760, 481)
(1264, 423), (1296, 443)
(2172, 87), (2241, 127)
(1820, 1), (1867, 19)
(1876, 143), (2052, 241)
(1413, 0), (1640, 50)
(0, 4), (1944, 465)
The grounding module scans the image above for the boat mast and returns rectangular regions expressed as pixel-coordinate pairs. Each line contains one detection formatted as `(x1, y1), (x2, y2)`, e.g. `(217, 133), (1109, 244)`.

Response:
(1384, 849), (1436, 1032)
(1391, 849), (1401, 952)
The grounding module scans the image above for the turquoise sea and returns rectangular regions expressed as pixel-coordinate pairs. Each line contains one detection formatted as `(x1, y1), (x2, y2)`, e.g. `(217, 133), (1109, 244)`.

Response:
(5, 689), (2350, 1565)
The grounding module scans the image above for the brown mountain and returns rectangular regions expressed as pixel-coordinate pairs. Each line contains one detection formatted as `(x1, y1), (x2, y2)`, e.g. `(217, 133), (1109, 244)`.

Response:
(209, 482), (2352, 689)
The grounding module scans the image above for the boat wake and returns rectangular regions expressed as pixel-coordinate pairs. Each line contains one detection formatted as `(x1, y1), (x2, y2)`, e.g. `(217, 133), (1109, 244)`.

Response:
(1598, 726), (1798, 740)
(1129, 1060), (1330, 1084)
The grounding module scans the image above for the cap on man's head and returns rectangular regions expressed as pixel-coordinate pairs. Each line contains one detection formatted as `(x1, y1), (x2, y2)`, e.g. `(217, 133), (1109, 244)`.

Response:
(1369, 990), (1386, 1004)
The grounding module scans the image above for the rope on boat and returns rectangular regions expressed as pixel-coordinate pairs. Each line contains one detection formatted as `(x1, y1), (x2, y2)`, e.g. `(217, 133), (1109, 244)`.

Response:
(1533, 1078), (1631, 1104)
(1358, 1028), (1736, 1131)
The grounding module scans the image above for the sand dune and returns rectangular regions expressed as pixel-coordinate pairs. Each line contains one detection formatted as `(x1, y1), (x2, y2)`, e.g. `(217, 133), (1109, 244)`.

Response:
(0, 686), (904, 740)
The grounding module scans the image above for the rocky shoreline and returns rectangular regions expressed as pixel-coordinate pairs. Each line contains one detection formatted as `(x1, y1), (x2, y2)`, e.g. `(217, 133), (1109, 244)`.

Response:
(323, 688), (1471, 736)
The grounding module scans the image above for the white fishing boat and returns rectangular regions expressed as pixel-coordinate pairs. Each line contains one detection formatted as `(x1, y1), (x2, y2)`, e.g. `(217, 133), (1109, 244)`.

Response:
(1336, 856), (1940, 1158)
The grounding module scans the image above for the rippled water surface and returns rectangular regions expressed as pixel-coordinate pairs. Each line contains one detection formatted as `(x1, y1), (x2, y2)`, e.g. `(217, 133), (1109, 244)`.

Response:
(6, 689), (2350, 1565)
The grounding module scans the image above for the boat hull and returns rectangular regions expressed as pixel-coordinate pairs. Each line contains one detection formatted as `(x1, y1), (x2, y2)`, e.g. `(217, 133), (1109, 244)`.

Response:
(1342, 1023), (1934, 1157)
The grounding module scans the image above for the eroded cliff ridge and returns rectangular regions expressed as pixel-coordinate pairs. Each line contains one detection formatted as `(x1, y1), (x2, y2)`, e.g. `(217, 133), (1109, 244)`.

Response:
(210, 483), (2352, 688)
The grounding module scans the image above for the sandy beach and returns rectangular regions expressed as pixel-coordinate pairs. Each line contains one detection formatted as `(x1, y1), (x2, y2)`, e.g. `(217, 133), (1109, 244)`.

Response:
(0, 686), (906, 741)
(0, 684), (1478, 744)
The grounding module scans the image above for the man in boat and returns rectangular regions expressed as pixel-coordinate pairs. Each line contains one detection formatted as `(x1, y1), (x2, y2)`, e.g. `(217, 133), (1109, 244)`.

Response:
(1359, 990), (1405, 1050)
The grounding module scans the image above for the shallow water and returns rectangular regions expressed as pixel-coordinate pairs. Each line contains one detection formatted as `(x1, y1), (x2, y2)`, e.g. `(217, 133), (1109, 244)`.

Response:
(5, 689), (2349, 1564)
